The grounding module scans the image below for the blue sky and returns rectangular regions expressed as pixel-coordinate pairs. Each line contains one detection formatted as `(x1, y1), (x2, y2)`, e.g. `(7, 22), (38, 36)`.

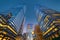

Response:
(0, 0), (60, 32)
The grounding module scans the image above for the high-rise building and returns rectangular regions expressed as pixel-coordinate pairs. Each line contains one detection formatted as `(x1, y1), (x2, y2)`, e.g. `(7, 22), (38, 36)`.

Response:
(15, 17), (25, 40)
(27, 24), (33, 40)
(0, 13), (17, 40)
(15, 6), (26, 40)
(35, 5), (60, 40)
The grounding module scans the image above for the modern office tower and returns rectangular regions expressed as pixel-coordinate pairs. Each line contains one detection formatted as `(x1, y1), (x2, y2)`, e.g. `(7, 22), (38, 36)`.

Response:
(14, 6), (26, 40)
(27, 24), (33, 40)
(0, 5), (26, 40)
(35, 5), (60, 40)
(15, 17), (25, 40)
(11, 6), (26, 32)
(0, 13), (17, 40)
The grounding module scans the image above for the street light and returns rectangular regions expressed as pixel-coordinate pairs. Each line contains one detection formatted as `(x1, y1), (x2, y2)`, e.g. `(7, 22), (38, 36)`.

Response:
(32, 31), (34, 35)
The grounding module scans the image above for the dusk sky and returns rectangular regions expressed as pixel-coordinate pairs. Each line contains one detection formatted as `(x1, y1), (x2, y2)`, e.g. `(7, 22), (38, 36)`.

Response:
(0, 0), (60, 32)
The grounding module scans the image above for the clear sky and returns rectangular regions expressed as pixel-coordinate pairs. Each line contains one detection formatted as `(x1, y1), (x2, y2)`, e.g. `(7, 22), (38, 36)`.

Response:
(0, 0), (60, 33)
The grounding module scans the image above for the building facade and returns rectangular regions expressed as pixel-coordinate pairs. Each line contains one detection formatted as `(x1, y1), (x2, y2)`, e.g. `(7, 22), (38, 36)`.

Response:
(27, 24), (33, 40)
(35, 5), (60, 40)
(0, 13), (17, 40)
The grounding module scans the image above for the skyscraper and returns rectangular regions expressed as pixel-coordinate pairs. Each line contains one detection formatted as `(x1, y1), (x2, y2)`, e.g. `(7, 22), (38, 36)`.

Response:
(27, 24), (33, 40)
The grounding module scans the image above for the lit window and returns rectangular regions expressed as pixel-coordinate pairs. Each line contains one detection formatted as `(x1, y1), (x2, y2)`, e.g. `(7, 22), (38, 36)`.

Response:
(3, 38), (6, 40)
(54, 34), (59, 38)
(0, 37), (2, 40)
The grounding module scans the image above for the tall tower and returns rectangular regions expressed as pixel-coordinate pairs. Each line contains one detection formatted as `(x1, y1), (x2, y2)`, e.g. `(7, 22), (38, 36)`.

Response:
(18, 17), (25, 35)
(15, 6), (26, 40)
(27, 24), (33, 40)
(15, 17), (25, 40)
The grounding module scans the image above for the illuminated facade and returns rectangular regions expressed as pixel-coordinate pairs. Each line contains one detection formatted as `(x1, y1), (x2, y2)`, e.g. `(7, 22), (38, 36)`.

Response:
(0, 14), (17, 40)
(35, 5), (60, 40)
